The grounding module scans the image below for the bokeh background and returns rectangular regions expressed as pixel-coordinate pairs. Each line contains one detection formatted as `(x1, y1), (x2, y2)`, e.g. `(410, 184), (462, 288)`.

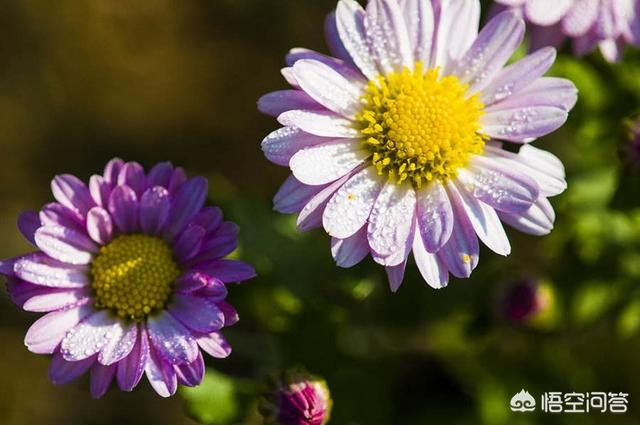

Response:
(1, 0), (640, 424)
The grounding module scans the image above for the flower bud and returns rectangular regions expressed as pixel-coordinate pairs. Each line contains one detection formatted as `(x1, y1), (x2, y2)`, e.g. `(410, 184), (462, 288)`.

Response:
(260, 369), (332, 425)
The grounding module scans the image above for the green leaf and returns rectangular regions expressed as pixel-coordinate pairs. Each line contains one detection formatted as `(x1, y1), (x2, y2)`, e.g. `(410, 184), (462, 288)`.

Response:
(182, 369), (240, 425)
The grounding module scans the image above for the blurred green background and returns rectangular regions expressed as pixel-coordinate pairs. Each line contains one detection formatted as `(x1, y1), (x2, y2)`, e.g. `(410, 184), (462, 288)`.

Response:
(1, 1), (640, 424)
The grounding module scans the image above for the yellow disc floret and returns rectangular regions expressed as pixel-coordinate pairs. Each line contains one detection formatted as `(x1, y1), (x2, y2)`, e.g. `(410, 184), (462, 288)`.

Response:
(91, 234), (180, 321)
(357, 63), (487, 188)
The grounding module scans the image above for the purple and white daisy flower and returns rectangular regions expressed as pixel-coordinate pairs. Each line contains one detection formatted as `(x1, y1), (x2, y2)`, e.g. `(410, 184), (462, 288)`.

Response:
(0, 159), (256, 398)
(495, 0), (640, 62)
(259, 0), (576, 291)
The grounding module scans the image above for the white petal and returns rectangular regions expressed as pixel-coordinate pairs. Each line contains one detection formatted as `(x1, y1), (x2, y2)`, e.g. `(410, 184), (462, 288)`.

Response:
(292, 59), (363, 118)
(432, 0), (481, 70)
(297, 171), (355, 232)
(290, 139), (367, 185)
(336, 0), (379, 80)
(323, 167), (384, 239)
(365, 0), (413, 74)
(399, 0), (434, 64)
(562, 0), (600, 37)
(60, 311), (119, 361)
(525, 0), (573, 26)
(278, 110), (359, 138)
(367, 182), (417, 260)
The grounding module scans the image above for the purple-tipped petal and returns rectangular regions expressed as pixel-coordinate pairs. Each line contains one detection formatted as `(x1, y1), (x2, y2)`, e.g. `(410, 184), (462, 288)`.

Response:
(147, 161), (174, 188)
(108, 185), (139, 234)
(164, 177), (208, 239)
(175, 271), (216, 293)
(139, 186), (171, 235)
(117, 324), (149, 392)
(145, 344), (177, 398)
(13, 253), (89, 288)
(25, 304), (94, 354)
(262, 127), (330, 167)
(196, 332), (232, 359)
(89, 175), (111, 207)
(49, 352), (95, 385)
(481, 47), (557, 105)
(147, 311), (198, 364)
(217, 301), (239, 326)
(482, 105), (568, 143)
(173, 225), (206, 262)
(60, 310), (119, 361)
(454, 11), (525, 93)
(297, 170), (355, 232)
(6, 278), (52, 307)
(274, 175), (326, 215)
(51, 174), (96, 216)
(385, 259), (408, 293)
(451, 180), (511, 256)
(18, 211), (40, 246)
(286, 48), (366, 83)
(99, 321), (138, 366)
(415, 180), (454, 253)
(331, 227), (369, 268)
(191, 206), (223, 234)
(188, 222), (239, 264)
(495, 77), (578, 112)
(325, 10), (357, 65)
(23, 287), (90, 312)
(39, 203), (84, 231)
(499, 197), (556, 236)
(86, 207), (113, 245)
(169, 294), (224, 333)
(174, 351), (205, 387)
(34, 226), (97, 265)
(258, 90), (324, 117)
(464, 155), (539, 214)
(438, 183), (480, 278)
(195, 259), (256, 283)
(168, 167), (188, 193)
(103, 158), (125, 185)
(117, 162), (147, 196)
(90, 363), (116, 398)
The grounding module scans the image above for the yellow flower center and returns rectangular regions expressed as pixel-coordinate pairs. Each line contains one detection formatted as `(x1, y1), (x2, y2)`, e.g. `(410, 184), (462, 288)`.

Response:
(91, 234), (180, 321)
(357, 63), (487, 188)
